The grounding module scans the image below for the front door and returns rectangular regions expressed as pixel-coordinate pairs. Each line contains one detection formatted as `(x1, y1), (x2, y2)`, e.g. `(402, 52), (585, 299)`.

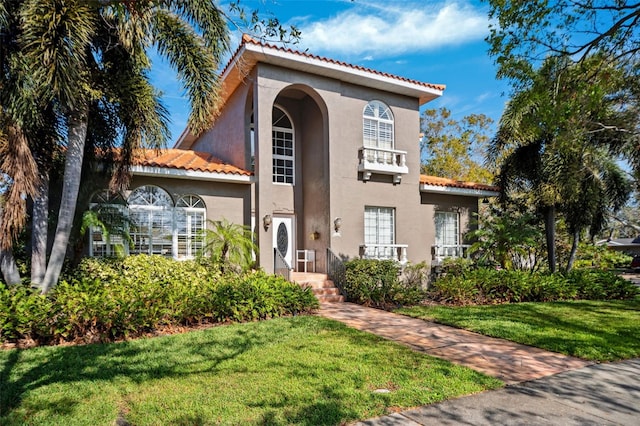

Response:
(272, 216), (294, 268)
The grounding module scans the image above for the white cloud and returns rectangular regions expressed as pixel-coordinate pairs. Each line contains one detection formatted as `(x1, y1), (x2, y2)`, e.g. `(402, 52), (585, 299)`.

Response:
(296, 1), (489, 57)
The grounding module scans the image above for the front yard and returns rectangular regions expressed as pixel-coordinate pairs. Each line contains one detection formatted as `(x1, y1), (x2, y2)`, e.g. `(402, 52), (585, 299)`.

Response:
(0, 316), (502, 425)
(397, 298), (640, 362)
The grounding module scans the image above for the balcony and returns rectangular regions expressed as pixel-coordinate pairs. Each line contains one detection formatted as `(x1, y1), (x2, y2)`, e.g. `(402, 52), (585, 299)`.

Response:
(358, 147), (408, 183)
(360, 244), (408, 264)
(431, 244), (471, 265)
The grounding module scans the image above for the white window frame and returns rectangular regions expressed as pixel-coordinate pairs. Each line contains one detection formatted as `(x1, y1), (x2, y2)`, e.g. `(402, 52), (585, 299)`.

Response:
(128, 186), (174, 257)
(435, 211), (460, 248)
(364, 206), (396, 259)
(272, 105), (295, 185)
(363, 100), (394, 150)
(88, 191), (129, 258)
(175, 195), (206, 259)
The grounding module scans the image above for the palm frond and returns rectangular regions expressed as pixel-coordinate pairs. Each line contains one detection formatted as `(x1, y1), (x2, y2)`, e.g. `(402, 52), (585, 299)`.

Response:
(152, 9), (223, 135)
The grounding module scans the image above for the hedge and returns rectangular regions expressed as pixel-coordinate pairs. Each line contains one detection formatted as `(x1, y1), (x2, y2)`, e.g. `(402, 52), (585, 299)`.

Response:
(0, 255), (318, 346)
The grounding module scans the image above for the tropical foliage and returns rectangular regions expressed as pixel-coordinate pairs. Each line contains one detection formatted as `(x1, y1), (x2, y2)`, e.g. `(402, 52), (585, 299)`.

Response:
(488, 55), (633, 272)
(200, 218), (258, 273)
(0, 255), (318, 345)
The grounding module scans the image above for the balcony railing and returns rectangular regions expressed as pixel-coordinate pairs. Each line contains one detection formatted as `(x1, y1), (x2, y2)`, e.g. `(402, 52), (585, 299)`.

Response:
(358, 147), (408, 183)
(432, 244), (471, 264)
(360, 244), (408, 264)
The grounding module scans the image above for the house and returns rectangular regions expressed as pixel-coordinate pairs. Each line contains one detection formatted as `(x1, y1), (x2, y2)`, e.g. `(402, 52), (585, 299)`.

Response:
(88, 35), (499, 276)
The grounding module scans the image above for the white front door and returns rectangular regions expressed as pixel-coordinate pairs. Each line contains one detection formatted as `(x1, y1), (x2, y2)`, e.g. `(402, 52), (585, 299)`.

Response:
(272, 216), (294, 268)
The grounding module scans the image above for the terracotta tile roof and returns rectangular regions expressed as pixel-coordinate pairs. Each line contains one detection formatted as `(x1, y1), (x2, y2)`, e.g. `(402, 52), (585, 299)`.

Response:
(420, 174), (499, 192)
(231, 34), (445, 92)
(131, 149), (252, 176)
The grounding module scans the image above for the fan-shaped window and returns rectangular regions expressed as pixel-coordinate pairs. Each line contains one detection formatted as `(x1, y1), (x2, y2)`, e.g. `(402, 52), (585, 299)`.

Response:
(175, 195), (206, 259)
(88, 191), (128, 257)
(128, 186), (174, 256)
(363, 101), (394, 149)
(272, 106), (294, 184)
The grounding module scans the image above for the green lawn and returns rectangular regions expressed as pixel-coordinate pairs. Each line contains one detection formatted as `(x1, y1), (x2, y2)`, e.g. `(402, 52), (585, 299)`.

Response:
(397, 298), (640, 362)
(0, 316), (501, 425)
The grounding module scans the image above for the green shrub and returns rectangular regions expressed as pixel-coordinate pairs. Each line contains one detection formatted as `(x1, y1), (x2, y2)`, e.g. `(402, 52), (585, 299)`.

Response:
(0, 255), (318, 346)
(343, 259), (400, 307)
(565, 269), (639, 300)
(573, 243), (632, 270)
(343, 259), (426, 307)
(429, 267), (639, 305)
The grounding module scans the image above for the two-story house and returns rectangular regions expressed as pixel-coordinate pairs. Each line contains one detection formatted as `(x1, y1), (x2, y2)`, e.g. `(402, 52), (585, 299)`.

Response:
(88, 35), (498, 276)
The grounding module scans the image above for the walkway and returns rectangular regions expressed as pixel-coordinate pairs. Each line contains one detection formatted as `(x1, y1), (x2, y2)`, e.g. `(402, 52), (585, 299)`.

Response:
(353, 359), (640, 425)
(319, 303), (591, 385)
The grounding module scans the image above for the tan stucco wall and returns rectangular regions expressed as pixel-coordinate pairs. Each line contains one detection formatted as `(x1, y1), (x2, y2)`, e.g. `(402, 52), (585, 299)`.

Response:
(189, 78), (252, 170)
(129, 176), (251, 226)
(183, 61), (480, 271)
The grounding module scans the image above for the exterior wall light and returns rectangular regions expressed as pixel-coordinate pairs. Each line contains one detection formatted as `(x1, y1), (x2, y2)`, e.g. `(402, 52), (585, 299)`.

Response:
(263, 214), (272, 231)
(333, 217), (342, 235)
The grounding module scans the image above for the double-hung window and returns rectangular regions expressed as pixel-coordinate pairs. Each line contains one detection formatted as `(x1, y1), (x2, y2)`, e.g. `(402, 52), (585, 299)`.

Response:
(364, 206), (395, 259)
(272, 106), (294, 184)
(435, 211), (460, 258)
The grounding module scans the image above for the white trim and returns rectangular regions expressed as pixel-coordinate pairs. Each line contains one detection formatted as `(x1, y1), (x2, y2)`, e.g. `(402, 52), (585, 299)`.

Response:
(244, 43), (443, 105)
(420, 183), (499, 198)
(131, 165), (252, 183)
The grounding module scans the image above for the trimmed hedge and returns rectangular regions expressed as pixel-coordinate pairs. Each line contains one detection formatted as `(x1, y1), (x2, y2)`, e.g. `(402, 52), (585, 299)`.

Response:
(430, 268), (639, 305)
(343, 259), (426, 307)
(0, 255), (318, 346)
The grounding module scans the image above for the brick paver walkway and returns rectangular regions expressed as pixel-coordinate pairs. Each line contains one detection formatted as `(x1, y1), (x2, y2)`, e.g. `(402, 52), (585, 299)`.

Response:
(319, 303), (591, 384)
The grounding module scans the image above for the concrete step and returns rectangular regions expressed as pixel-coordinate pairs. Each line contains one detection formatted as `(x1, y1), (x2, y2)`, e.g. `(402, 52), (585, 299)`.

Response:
(317, 294), (345, 303)
(290, 272), (328, 282)
(312, 287), (341, 296)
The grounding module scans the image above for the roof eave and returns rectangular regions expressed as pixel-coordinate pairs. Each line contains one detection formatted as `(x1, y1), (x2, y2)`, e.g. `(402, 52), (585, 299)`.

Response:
(242, 42), (444, 105)
(420, 183), (500, 198)
(131, 165), (253, 184)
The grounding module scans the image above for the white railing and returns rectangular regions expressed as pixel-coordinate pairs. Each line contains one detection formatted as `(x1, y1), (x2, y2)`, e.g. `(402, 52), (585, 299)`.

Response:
(358, 147), (408, 183)
(432, 244), (471, 264)
(360, 244), (408, 264)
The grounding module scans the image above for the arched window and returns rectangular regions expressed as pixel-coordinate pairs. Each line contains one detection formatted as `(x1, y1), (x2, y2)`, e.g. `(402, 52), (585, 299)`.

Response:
(88, 191), (128, 257)
(128, 186), (174, 256)
(175, 195), (206, 259)
(272, 105), (294, 184)
(363, 100), (394, 149)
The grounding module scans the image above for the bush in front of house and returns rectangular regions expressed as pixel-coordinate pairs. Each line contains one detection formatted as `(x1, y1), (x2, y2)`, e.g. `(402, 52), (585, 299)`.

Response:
(343, 259), (427, 307)
(0, 255), (318, 346)
(429, 268), (639, 305)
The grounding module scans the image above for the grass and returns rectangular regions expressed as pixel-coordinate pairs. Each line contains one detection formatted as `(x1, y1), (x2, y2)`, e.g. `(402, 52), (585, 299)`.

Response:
(397, 298), (640, 362)
(0, 316), (502, 425)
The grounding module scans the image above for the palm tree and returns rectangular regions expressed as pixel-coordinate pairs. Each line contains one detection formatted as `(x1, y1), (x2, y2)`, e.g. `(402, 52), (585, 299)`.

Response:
(1, 0), (229, 292)
(489, 55), (633, 272)
(201, 219), (258, 274)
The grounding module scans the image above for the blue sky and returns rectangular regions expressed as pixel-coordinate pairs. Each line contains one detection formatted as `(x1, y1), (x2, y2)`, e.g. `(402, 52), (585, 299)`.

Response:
(151, 0), (510, 144)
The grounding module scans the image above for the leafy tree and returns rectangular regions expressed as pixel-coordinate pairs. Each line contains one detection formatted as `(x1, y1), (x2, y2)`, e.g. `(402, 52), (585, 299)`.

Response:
(489, 55), (633, 272)
(200, 219), (257, 274)
(0, 1), (296, 292)
(420, 108), (494, 182)
(486, 1), (640, 81)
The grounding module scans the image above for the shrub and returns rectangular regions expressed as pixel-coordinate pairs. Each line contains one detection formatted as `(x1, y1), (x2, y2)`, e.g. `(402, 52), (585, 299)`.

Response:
(343, 259), (400, 307)
(0, 255), (318, 346)
(343, 259), (427, 307)
(429, 267), (639, 305)
(573, 243), (632, 270)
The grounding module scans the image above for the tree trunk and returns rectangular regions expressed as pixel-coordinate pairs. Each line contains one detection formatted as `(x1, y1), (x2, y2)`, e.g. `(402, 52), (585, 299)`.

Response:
(0, 247), (21, 285)
(544, 205), (557, 273)
(31, 174), (49, 285)
(566, 230), (580, 273)
(40, 112), (88, 293)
